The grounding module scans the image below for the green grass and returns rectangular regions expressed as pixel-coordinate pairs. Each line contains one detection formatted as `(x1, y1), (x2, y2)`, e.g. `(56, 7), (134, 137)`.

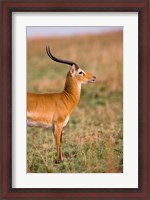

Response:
(27, 31), (123, 173)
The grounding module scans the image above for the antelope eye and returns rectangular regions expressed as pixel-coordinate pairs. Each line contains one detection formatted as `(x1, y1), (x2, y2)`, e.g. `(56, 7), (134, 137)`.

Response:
(79, 71), (83, 75)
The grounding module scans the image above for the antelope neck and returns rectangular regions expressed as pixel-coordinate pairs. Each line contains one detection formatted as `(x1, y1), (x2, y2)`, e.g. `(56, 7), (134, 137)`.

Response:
(63, 76), (81, 105)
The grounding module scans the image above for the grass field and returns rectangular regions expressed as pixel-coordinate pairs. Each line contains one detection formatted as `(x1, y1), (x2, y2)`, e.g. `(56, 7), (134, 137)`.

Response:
(27, 31), (123, 173)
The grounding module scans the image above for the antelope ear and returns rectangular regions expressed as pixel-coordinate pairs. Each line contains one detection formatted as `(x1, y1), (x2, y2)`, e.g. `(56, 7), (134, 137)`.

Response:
(70, 65), (76, 76)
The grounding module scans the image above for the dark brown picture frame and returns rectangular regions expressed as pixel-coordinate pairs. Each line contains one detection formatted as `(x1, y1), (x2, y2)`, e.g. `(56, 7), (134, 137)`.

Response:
(0, 0), (149, 199)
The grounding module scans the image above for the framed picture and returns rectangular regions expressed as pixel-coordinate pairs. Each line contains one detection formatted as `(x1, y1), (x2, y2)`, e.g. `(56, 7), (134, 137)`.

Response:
(0, 0), (149, 199)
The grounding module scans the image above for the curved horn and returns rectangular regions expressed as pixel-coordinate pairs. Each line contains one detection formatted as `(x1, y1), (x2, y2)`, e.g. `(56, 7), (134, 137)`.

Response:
(46, 46), (79, 69)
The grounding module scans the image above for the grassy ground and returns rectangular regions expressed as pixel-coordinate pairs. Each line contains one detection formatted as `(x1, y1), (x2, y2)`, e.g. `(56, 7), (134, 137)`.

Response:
(27, 31), (123, 173)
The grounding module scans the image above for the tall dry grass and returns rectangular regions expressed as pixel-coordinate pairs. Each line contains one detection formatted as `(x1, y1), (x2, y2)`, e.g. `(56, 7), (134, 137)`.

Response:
(27, 31), (123, 173)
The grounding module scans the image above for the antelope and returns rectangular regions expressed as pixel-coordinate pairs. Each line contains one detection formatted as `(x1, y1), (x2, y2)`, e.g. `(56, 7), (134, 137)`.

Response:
(27, 46), (96, 162)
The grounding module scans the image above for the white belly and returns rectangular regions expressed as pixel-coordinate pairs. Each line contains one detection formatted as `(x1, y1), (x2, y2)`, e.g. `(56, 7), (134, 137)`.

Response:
(63, 116), (70, 127)
(27, 113), (69, 128)
(27, 119), (52, 129)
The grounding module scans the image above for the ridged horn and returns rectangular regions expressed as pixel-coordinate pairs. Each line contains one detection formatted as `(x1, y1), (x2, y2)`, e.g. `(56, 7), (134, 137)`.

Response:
(46, 46), (79, 69)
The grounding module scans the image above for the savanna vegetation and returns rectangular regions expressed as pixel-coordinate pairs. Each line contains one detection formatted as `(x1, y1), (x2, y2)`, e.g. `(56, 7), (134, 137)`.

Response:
(27, 31), (123, 173)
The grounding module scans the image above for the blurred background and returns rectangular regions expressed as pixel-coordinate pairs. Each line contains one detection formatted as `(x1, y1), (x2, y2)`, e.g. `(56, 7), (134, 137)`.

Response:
(27, 26), (123, 173)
